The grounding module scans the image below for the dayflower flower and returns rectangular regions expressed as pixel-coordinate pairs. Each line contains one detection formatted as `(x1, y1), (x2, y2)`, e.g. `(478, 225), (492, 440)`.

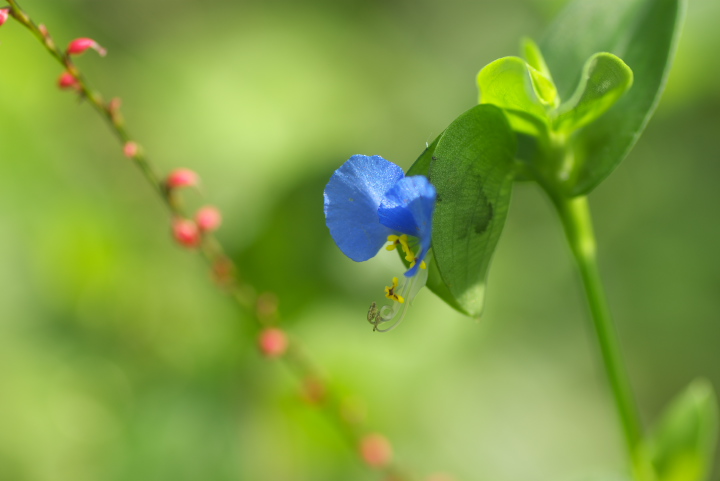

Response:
(324, 154), (436, 332)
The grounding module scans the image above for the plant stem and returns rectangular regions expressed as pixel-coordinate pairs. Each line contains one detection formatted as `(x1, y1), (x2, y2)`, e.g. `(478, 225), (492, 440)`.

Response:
(551, 194), (647, 477)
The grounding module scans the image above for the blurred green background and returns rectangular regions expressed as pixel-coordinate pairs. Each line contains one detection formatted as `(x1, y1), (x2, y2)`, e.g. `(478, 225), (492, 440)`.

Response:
(0, 0), (718, 480)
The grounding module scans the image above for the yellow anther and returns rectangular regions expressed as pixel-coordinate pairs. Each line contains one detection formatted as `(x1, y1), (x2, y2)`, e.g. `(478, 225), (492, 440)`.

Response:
(398, 235), (411, 254)
(386, 234), (413, 257)
(386, 234), (401, 251)
(388, 234), (427, 272)
(384, 276), (405, 304)
(409, 258), (428, 270)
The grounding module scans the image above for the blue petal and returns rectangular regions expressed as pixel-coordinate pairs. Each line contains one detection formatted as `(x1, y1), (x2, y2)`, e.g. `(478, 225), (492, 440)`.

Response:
(324, 155), (405, 262)
(377, 175), (436, 276)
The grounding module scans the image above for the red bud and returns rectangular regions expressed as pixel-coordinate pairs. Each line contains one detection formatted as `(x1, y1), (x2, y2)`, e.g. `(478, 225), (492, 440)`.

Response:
(67, 37), (107, 57)
(57, 72), (79, 90)
(0, 9), (9, 27)
(195, 206), (222, 232)
(172, 218), (200, 248)
(166, 168), (198, 189)
(258, 327), (288, 358)
(123, 141), (139, 158)
(359, 433), (393, 468)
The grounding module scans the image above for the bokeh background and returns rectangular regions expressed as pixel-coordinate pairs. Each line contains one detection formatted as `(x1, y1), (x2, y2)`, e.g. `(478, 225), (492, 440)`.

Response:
(0, 0), (718, 480)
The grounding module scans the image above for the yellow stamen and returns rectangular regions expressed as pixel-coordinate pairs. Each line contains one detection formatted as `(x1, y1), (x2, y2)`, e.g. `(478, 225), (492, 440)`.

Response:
(386, 234), (400, 251)
(409, 259), (428, 270)
(384, 276), (405, 303)
(387, 234), (426, 272)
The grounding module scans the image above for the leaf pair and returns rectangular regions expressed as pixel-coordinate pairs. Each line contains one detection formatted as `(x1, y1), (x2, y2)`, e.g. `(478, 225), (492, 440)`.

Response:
(479, 41), (634, 136)
(477, 40), (633, 191)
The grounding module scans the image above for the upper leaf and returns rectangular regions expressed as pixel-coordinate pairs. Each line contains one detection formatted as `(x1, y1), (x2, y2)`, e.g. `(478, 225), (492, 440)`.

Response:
(522, 37), (553, 82)
(553, 52), (633, 134)
(540, 0), (686, 195)
(428, 104), (516, 317)
(522, 37), (559, 108)
(477, 56), (550, 138)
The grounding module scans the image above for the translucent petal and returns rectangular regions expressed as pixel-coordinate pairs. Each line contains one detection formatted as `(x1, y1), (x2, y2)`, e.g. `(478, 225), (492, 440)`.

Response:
(324, 155), (404, 262)
(377, 175), (436, 276)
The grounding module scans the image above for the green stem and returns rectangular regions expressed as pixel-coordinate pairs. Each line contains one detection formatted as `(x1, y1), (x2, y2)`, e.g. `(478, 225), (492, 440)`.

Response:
(551, 194), (647, 477)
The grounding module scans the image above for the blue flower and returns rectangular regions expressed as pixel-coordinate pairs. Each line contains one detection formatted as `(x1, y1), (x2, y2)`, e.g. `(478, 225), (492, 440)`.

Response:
(324, 154), (436, 275)
(324, 154), (437, 332)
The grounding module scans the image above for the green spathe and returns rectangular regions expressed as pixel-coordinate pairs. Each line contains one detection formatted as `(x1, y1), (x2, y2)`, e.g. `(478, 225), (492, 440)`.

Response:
(427, 104), (516, 317)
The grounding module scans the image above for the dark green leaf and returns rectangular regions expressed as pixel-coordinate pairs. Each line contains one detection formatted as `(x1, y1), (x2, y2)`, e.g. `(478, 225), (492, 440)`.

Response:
(647, 379), (718, 481)
(404, 136), (469, 315)
(540, 0), (686, 195)
(429, 104), (516, 317)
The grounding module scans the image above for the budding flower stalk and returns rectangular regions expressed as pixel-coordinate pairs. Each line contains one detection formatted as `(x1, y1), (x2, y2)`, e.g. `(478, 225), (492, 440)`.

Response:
(0, 9), (9, 27)
(67, 37), (107, 57)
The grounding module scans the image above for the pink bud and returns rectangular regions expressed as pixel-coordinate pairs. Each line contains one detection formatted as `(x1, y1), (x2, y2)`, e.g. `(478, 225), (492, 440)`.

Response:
(359, 433), (393, 468)
(123, 141), (138, 158)
(258, 327), (288, 358)
(166, 168), (199, 189)
(0, 9), (9, 27)
(57, 72), (79, 90)
(172, 218), (200, 248)
(108, 97), (122, 112)
(195, 206), (222, 232)
(67, 37), (107, 57)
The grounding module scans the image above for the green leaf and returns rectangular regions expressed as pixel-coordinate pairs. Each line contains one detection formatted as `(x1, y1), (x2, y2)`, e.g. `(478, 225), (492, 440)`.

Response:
(406, 136), (439, 178)
(553, 53), (633, 133)
(646, 379), (718, 481)
(428, 104), (516, 317)
(522, 37), (552, 80)
(477, 56), (550, 138)
(404, 137), (471, 315)
(539, 0), (686, 195)
(522, 37), (559, 108)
